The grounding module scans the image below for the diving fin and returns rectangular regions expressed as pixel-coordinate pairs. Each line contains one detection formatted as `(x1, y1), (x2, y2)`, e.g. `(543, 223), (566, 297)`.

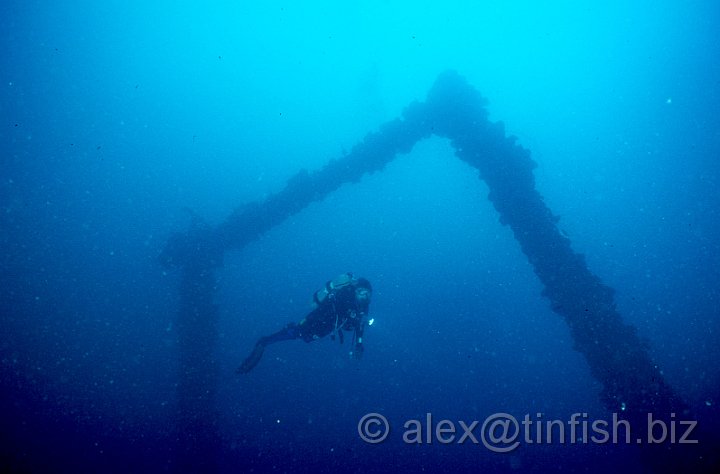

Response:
(236, 342), (266, 374)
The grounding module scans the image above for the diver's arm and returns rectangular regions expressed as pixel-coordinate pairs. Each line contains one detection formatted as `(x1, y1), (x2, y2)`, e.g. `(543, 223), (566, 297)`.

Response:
(352, 320), (365, 360)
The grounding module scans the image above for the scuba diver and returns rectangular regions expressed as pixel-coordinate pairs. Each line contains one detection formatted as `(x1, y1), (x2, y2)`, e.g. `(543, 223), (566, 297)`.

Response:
(236, 273), (373, 374)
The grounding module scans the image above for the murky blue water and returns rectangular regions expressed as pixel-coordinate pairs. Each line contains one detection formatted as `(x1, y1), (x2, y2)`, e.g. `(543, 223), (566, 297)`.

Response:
(2, 1), (719, 472)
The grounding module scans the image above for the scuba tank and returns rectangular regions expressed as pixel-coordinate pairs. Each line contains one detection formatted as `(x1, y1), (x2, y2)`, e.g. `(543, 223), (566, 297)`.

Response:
(310, 272), (356, 310)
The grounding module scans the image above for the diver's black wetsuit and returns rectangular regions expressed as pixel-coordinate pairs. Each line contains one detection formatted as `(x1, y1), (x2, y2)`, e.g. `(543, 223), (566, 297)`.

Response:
(295, 284), (367, 342)
(237, 278), (371, 374)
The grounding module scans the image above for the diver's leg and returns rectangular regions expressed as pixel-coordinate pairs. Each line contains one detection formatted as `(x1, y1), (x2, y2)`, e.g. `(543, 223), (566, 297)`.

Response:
(236, 323), (299, 374)
(294, 310), (332, 342)
(260, 323), (300, 345)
